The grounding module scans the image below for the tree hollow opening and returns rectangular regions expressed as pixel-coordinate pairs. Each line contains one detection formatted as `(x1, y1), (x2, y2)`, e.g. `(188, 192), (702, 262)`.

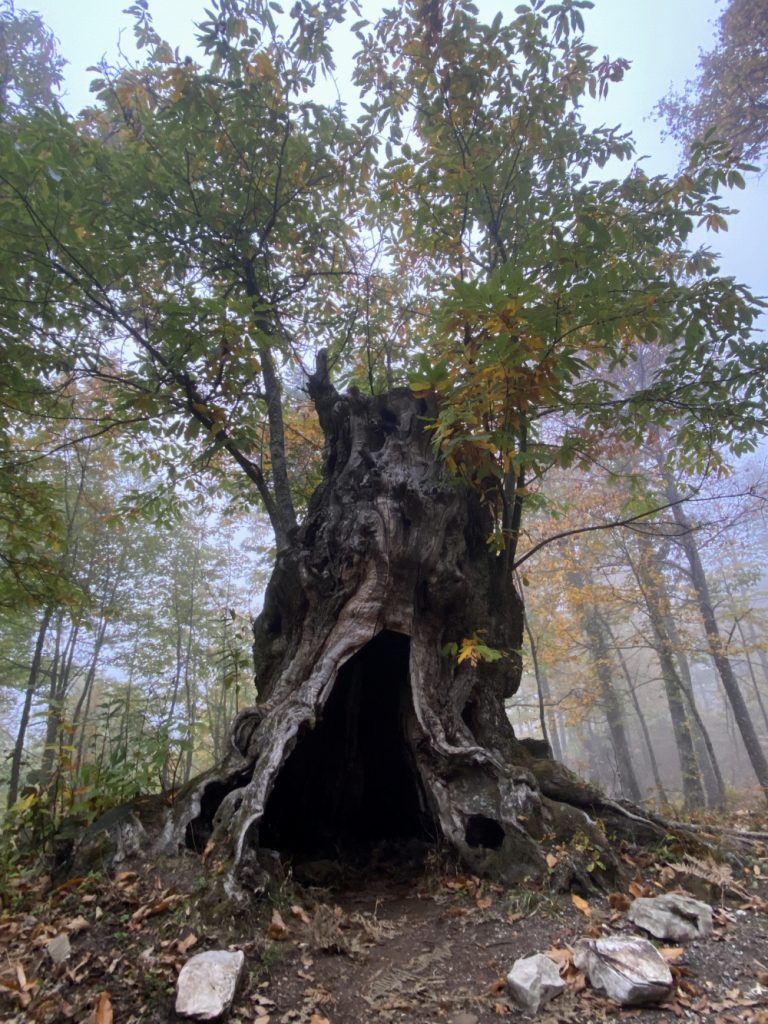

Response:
(259, 630), (438, 865)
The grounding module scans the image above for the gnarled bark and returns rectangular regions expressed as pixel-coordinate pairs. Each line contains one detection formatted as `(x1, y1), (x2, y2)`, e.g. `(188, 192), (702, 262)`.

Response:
(159, 361), (667, 893)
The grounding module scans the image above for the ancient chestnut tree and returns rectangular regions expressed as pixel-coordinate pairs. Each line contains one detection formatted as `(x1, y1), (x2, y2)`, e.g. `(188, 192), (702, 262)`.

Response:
(1, 0), (766, 886)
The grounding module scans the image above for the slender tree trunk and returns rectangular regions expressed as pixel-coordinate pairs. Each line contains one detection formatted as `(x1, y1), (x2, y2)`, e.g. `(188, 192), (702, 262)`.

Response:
(628, 540), (706, 809)
(665, 475), (768, 802)
(523, 613), (563, 761)
(663, 598), (729, 806)
(601, 618), (669, 805)
(7, 607), (53, 807)
(568, 573), (642, 801)
(732, 615), (768, 735)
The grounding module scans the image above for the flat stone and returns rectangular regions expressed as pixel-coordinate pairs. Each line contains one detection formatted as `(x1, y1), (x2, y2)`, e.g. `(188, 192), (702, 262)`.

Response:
(628, 893), (713, 942)
(506, 953), (566, 1014)
(46, 933), (72, 964)
(574, 936), (673, 1006)
(176, 949), (245, 1020)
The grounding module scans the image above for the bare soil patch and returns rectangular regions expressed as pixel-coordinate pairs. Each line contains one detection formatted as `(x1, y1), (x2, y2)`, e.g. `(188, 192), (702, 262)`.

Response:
(1, 828), (767, 1024)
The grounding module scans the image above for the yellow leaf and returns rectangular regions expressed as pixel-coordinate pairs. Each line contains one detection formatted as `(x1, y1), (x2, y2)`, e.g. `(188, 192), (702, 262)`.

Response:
(571, 893), (591, 917)
(92, 992), (113, 1024)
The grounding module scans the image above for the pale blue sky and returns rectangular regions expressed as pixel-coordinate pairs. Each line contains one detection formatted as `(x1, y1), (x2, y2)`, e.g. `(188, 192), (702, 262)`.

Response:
(29, 0), (767, 309)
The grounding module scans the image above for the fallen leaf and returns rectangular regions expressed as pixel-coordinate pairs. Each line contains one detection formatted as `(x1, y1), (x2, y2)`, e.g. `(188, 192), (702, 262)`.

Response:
(544, 947), (572, 969)
(493, 1000), (509, 1015)
(52, 877), (86, 898)
(445, 878), (468, 891)
(476, 896), (492, 910)
(571, 893), (591, 917)
(546, 853), (558, 869)
(177, 932), (198, 954)
(444, 905), (470, 918)
(130, 894), (183, 927)
(267, 909), (289, 941)
(290, 904), (310, 924)
(628, 881), (645, 899)
(66, 915), (90, 935)
(507, 911), (524, 924)
(488, 977), (507, 993)
(660, 947), (685, 961)
(309, 1016), (331, 1024)
(608, 892), (631, 911)
(91, 991), (113, 1024)
(202, 837), (215, 864)
(757, 970), (768, 986)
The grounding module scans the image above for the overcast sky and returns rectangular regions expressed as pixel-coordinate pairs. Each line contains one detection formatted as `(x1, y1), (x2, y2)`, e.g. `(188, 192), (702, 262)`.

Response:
(30, 0), (767, 312)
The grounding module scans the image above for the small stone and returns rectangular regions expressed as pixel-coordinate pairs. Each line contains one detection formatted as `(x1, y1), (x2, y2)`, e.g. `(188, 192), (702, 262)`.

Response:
(176, 949), (245, 1020)
(506, 953), (566, 1014)
(574, 936), (673, 1006)
(627, 893), (713, 942)
(46, 933), (72, 964)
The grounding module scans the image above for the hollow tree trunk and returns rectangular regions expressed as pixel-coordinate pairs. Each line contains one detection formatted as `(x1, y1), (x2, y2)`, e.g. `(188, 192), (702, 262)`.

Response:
(162, 361), (666, 893)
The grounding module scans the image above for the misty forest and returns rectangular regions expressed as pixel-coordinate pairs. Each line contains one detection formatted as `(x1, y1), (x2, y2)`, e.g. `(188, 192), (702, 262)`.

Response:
(1, 0), (768, 1021)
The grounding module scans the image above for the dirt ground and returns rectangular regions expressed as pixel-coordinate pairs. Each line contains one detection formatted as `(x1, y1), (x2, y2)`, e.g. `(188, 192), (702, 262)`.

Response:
(1, 822), (768, 1024)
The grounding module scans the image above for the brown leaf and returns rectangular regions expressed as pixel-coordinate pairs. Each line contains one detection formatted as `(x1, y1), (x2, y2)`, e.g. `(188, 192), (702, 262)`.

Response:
(290, 904), (311, 925)
(129, 894), (183, 927)
(309, 1016), (331, 1024)
(571, 893), (591, 917)
(91, 992), (113, 1024)
(493, 1000), (509, 1015)
(507, 911), (524, 924)
(608, 891), (631, 911)
(544, 947), (572, 969)
(202, 837), (215, 864)
(476, 896), (492, 910)
(660, 947), (685, 961)
(628, 881), (645, 899)
(267, 909), (289, 941)
(546, 853), (558, 869)
(488, 977), (507, 993)
(177, 933), (198, 955)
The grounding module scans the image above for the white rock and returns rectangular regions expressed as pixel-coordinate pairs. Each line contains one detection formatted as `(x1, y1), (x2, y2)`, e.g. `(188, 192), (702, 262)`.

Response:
(628, 893), (713, 942)
(46, 933), (72, 964)
(573, 936), (673, 1006)
(506, 953), (566, 1014)
(176, 949), (245, 1021)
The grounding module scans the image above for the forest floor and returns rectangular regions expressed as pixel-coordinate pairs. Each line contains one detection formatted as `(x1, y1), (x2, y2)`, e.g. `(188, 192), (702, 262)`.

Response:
(1, 809), (768, 1024)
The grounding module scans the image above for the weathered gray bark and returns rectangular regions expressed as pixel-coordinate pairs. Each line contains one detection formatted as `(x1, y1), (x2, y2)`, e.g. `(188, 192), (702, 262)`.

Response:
(160, 363), (669, 893)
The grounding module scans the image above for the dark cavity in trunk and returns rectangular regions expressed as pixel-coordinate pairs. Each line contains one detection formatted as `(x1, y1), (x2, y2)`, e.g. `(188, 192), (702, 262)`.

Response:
(259, 631), (437, 861)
